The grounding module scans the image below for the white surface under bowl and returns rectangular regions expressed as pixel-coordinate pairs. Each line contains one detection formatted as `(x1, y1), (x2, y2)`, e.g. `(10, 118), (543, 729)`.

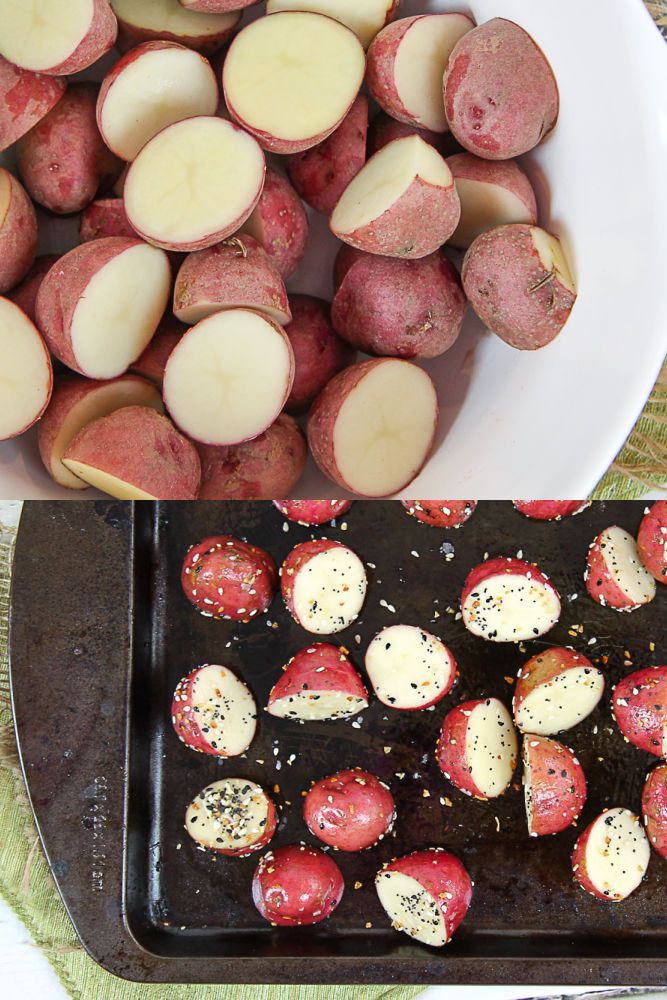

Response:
(1, 0), (666, 499)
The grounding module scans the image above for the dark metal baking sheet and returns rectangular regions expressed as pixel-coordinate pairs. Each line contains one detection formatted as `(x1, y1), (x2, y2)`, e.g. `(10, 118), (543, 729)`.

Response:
(8, 500), (667, 984)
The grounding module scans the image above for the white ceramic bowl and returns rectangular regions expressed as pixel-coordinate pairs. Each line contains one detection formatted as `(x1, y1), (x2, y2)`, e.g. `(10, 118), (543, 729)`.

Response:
(1, 0), (666, 499)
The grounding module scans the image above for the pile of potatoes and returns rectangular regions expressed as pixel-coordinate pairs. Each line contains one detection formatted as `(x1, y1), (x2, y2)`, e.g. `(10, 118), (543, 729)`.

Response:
(0, 0), (577, 499)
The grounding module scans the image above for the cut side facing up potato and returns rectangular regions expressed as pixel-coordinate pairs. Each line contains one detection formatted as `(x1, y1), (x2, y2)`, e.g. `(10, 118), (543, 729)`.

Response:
(375, 849), (472, 946)
(265, 0), (400, 49)
(0, 297), (52, 441)
(612, 665), (667, 758)
(513, 647), (605, 735)
(267, 643), (368, 722)
(111, 0), (240, 54)
(252, 844), (344, 925)
(163, 308), (294, 446)
(461, 557), (561, 643)
(523, 735), (586, 837)
(437, 697), (518, 799)
(585, 525), (657, 611)
(643, 764), (667, 857)
(307, 357), (439, 497)
(281, 539), (367, 635)
(185, 777), (276, 857)
(181, 534), (278, 621)
(365, 624), (456, 710)
(124, 116), (265, 251)
(0, 0), (117, 75)
(172, 663), (257, 757)
(223, 11), (365, 154)
(572, 807), (650, 901)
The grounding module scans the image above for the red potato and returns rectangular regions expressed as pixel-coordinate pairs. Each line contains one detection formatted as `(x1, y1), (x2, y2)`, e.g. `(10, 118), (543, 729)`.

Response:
(35, 237), (171, 379)
(181, 534), (278, 621)
(375, 849), (472, 946)
(272, 500), (353, 525)
(307, 357), (439, 497)
(460, 557), (561, 643)
(79, 198), (134, 243)
(267, 642), (368, 721)
(37, 373), (163, 490)
(367, 13), (474, 133)
(436, 697), (518, 799)
(16, 82), (122, 215)
(513, 647), (605, 735)
(0, 297), (52, 441)
(331, 249), (466, 358)
(252, 844), (344, 926)
(443, 18), (559, 160)
(611, 665), (667, 758)
(97, 41), (219, 161)
(172, 662), (257, 756)
(0, 168), (38, 294)
(584, 525), (656, 611)
(461, 224), (577, 351)
(522, 735), (586, 837)
(172, 235), (291, 326)
(286, 95), (368, 215)
(365, 624), (456, 710)
(332, 243), (366, 292)
(162, 309), (295, 446)
(185, 778), (275, 857)
(283, 294), (355, 414)
(196, 415), (307, 500)
(266, 0), (401, 49)
(367, 110), (457, 158)
(304, 769), (395, 850)
(331, 135), (460, 258)
(637, 501), (667, 583)
(111, 0), (240, 55)
(0, 0), (117, 75)
(0, 55), (66, 151)
(6, 254), (58, 325)
(572, 807), (650, 901)
(642, 764), (667, 857)
(124, 116), (265, 252)
(446, 153), (538, 250)
(513, 501), (590, 520)
(129, 314), (187, 387)
(242, 169), (309, 280)
(400, 500), (477, 528)
(223, 11), (365, 154)
(281, 538), (367, 635)
(61, 405), (200, 498)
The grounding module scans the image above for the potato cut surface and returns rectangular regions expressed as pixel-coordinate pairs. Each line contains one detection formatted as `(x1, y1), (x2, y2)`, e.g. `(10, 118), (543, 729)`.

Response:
(466, 699), (517, 797)
(593, 526), (656, 606)
(375, 871), (447, 946)
(515, 666), (605, 734)
(60, 462), (160, 499)
(111, 0), (238, 34)
(580, 808), (650, 900)
(186, 778), (272, 852)
(266, 0), (395, 48)
(0, 169), (10, 223)
(452, 178), (534, 249)
(0, 297), (51, 440)
(70, 244), (171, 379)
(365, 624), (455, 709)
(292, 546), (367, 634)
(174, 663), (257, 756)
(269, 688), (367, 721)
(163, 309), (293, 445)
(223, 12), (365, 145)
(0, 0), (94, 71)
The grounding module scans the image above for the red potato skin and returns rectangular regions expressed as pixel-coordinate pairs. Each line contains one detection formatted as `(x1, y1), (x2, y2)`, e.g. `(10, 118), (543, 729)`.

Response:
(523, 735), (586, 836)
(195, 413), (307, 499)
(461, 224), (576, 351)
(114, 11), (240, 56)
(367, 110), (459, 158)
(584, 527), (653, 611)
(443, 18), (559, 160)
(6, 254), (58, 325)
(79, 198), (135, 242)
(513, 646), (600, 722)
(643, 764), (667, 857)
(268, 642), (368, 714)
(304, 768), (395, 851)
(0, 55), (66, 151)
(331, 250), (466, 358)
(286, 95), (368, 215)
(612, 666), (667, 757)
(379, 849), (472, 942)
(243, 169), (309, 279)
(272, 500), (353, 525)
(461, 556), (559, 612)
(283, 294), (355, 414)
(513, 501), (589, 520)
(637, 501), (667, 583)
(333, 244), (366, 292)
(436, 699), (515, 799)
(280, 538), (355, 624)
(16, 82), (123, 215)
(252, 844), (344, 926)
(129, 314), (187, 387)
(400, 501), (477, 528)
(182, 534), (278, 621)
(0, 171), (38, 294)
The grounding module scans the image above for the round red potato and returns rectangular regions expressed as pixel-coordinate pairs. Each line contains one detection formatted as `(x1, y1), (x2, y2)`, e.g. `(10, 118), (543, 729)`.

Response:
(365, 624), (456, 710)
(181, 535), (278, 621)
(461, 557), (561, 643)
(522, 735), (586, 837)
(513, 501), (590, 520)
(282, 294), (355, 414)
(304, 769), (395, 850)
(400, 500), (477, 528)
(0, 54), (66, 151)
(461, 224), (577, 351)
(272, 500), (353, 526)
(172, 663), (257, 757)
(643, 763), (667, 857)
(584, 525), (656, 611)
(185, 777), (276, 856)
(252, 844), (344, 926)
(611, 665), (667, 758)
(437, 697), (518, 799)
(281, 539), (367, 635)
(637, 501), (667, 582)
(375, 849), (472, 946)
(267, 643), (368, 722)
(572, 807), (650, 901)
(513, 647), (604, 735)
(443, 17), (559, 160)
